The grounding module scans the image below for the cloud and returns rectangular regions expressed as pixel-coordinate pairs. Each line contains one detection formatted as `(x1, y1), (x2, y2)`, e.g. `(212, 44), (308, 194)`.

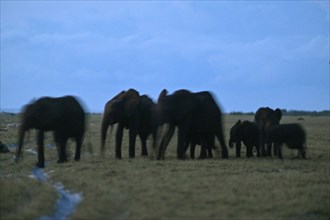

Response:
(1, 1), (329, 112)
(207, 34), (329, 85)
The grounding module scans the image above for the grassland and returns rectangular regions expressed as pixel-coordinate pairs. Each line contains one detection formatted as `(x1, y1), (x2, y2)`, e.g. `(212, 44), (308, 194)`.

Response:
(0, 114), (329, 220)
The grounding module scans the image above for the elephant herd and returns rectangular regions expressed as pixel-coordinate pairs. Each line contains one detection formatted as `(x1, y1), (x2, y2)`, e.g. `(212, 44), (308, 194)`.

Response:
(14, 89), (307, 168)
(229, 107), (306, 159)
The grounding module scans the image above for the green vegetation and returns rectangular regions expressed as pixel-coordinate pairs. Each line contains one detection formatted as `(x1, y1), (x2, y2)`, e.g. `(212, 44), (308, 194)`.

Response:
(0, 114), (329, 220)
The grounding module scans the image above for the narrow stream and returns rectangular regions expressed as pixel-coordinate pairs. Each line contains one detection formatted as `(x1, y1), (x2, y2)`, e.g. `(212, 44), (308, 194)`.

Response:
(31, 167), (83, 220)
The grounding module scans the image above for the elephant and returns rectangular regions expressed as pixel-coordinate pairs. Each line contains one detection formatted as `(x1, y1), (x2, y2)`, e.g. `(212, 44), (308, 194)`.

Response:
(154, 89), (228, 160)
(101, 89), (156, 159)
(266, 123), (306, 159)
(188, 133), (215, 159)
(254, 107), (282, 156)
(228, 120), (260, 158)
(163, 128), (215, 159)
(15, 96), (86, 168)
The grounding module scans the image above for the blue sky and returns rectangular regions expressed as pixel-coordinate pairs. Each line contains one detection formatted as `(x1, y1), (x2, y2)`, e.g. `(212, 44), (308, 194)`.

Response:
(1, 1), (329, 113)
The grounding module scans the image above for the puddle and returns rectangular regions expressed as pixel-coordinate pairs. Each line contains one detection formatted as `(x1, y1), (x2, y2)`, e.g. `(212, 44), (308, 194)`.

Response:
(26, 148), (38, 156)
(30, 167), (49, 182)
(30, 167), (83, 220)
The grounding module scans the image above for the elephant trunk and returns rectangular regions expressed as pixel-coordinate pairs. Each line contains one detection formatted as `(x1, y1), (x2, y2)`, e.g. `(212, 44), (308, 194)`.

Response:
(155, 123), (175, 160)
(101, 120), (109, 154)
(101, 118), (113, 155)
(16, 126), (26, 162)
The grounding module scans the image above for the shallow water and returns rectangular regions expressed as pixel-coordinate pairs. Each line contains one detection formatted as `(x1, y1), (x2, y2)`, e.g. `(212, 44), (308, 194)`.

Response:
(31, 167), (83, 220)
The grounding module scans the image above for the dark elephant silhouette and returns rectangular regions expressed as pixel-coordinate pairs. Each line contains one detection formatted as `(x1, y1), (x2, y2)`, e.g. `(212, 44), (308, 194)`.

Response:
(254, 107), (282, 156)
(158, 123), (216, 160)
(101, 89), (155, 159)
(266, 123), (306, 159)
(188, 133), (215, 159)
(229, 120), (260, 158)
(180, 122), (217, 160)
(15, 96), (86, 168)
(154, 89), (228, 160)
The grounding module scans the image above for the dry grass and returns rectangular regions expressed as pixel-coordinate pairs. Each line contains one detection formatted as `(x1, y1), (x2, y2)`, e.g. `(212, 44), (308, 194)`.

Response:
(0, 114), (329, 220)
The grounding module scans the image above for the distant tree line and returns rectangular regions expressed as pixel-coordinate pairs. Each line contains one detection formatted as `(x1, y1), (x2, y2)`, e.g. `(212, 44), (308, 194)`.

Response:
(280, 109), (329, 117)
(229, 110), (330, 117)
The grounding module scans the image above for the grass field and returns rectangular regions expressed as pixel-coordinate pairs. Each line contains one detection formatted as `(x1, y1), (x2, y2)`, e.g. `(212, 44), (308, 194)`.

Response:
(0, 114), (329, 220)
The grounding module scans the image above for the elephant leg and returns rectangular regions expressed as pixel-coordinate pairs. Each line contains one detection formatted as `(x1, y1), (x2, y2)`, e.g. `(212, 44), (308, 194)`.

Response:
(266, 142), (272, 157)
(177, 125), (188, 160)
(190, 142), (196, 159)
(207, 148), (213, 158)
(58, 141), (67, 163)
(158, 139), (165, 160)
(151, 131), (157, 159)
(199, 145), (207, 159)
(249, 147), (254, 157)
(54, 131), (67, 163)
(74, 135), (83, 161)
(246, 145), (252, 158)
(129, 129), (137, 158)
(207, 144), (213, 158)
(157, 124), (175, 160)
(115, 124), (124, 159)
(272, 143), (276, 156)
(155, 124), (166, 160)
(216, 129), (228, 159)
(140, 136), (148, 156)
(236, 142), (241, 158)
(199, 138), (208, 159)
(260, 131), (266, 157)
(183, 136), (190, 158)
(256, 144), (261, 157)
(37, 130), (45, 168)
(207, 135), (215, 158)
(163, 124), (175, 159)
(277, 144), (283, 159)
(58, 139), (68, 163)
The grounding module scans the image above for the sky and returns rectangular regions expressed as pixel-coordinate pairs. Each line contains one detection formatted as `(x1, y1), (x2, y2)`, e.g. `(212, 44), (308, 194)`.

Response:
(1, 1), (329, 113)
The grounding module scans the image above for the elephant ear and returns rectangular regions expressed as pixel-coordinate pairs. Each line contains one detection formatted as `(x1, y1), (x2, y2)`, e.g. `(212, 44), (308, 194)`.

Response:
(158, 89), (168, 102)
(124, 98), (139, 117)
(274, 108), (282, 123)
(123, 89), (140, 117)
(105, 91), (126, 110)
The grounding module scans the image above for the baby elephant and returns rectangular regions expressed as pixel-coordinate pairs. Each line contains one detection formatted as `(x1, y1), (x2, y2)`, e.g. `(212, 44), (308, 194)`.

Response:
(266, 123), (306, 159)
(229, 120), (260, 158)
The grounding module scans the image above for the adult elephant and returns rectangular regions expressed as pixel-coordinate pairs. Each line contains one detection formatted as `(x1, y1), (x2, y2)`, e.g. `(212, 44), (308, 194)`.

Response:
(154, 89), (228, 160)
(254, 107), (282, 156)
(101, 89), (155, 159)
(15, 96), (86, 168)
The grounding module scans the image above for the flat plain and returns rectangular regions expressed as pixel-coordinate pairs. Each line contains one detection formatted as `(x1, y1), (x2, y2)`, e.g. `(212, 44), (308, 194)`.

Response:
(0, 113), (329, 220)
